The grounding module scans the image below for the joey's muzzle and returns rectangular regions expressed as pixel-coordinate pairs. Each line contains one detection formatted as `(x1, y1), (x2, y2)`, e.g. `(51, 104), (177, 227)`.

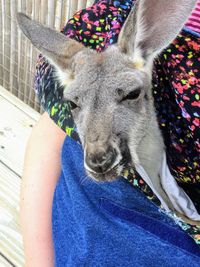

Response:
(85, 146), (117, 174)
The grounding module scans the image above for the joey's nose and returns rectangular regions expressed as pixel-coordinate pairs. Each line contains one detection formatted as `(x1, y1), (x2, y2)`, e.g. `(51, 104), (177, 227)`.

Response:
(86, 147), (117, 174)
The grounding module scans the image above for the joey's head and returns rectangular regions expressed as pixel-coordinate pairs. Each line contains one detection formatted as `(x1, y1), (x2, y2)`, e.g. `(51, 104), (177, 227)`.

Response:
(17, 0), (197, 181)
(62, 48), (153, 181)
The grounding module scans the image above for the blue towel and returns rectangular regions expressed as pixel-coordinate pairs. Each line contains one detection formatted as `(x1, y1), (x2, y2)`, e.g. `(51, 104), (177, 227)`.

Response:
(52, 137), (200, 266)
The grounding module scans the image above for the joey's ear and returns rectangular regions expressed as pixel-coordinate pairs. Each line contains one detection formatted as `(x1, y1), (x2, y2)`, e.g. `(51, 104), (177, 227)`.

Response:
(17, 13), (86, 79)
(118, 0), (197, 67)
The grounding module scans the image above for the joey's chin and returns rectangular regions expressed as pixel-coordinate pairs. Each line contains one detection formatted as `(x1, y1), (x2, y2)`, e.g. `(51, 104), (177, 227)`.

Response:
(86, 162), (129, 182)
(86, 166), (120, 182)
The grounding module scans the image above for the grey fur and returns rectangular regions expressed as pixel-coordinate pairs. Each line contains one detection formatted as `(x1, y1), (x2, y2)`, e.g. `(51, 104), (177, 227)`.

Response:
(16, 13), (86, 73)
(17, 0), (197, 211)
(118, 0), (197, 62)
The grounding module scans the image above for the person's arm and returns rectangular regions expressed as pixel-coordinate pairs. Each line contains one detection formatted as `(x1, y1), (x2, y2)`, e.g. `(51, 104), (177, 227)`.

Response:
(20, 112), (66, 267)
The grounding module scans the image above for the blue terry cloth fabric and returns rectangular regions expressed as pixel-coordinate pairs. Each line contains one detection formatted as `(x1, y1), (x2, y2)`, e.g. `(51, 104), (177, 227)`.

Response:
(52, 137), (200, 267)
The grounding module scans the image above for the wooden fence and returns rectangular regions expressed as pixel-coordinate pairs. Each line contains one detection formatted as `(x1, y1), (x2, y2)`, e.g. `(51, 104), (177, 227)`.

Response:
(0, 0), (94, 112)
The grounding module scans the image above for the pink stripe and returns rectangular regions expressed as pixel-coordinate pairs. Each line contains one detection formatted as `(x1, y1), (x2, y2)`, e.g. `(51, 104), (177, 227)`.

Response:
(185, 25), (200, 33)
(190, 13), (200, 19)
(185, 25), (200, 32)
(193, 8), (200, 12)
(185, 0), (200, 34)
(185, 20), (200, 26)
(185, 24), (200, 32)
(191, 11), (200, 14)
(186, 19), (200, 24)
(187, 18), (200, 23)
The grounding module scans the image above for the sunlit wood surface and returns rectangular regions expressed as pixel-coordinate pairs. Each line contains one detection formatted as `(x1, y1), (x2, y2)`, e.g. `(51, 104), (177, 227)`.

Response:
(0, 86), (40, 266)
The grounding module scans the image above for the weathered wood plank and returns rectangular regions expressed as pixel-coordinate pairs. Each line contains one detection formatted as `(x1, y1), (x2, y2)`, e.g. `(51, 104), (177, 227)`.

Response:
(0, 87), (40, 176)
(0, 86), (40, 121)
(0, 88), (41, 266)
(0, 162), (24, 267)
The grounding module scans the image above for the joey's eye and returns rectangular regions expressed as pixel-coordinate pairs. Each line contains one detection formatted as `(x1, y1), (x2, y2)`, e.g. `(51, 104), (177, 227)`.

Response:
(121, 89), (141, 101)
(69, 101), (78, 110)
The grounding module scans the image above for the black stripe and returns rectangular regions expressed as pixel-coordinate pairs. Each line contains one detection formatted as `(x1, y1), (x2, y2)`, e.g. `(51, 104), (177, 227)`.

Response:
(0, 252), (16, 267)
(0, 160), (21, 179)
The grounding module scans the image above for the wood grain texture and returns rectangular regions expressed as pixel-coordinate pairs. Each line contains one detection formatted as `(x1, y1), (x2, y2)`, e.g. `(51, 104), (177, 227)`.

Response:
(0, 89), (39, 266)
(0, 162), (24, 267)
(0, 88), (39, 176)
(0, 85), (40, 121)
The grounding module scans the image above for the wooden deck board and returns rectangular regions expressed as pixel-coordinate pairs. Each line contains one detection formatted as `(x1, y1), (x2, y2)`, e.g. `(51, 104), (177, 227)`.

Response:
(0, 86), (40, 121)
(0, 87), (40, 266)
(0, 86), (40, 178)
(0, 95), (38, 177)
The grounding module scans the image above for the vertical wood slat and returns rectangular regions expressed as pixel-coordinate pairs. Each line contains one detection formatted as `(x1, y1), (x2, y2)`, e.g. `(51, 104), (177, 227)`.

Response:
(0, 0), (3, 85)
(41, 0), (48, 24)
(3, 1), (11, 91)
(27, 0), (35, 108)
(17, 0), (22, 101)
(61, 0), (69, 30)
(1, 0), (92, 112)
(55, 0), (63, 31)
(10, 0), (18, 98)
(24, 0), (31, 104)
(78, 0), (87, 10)
(47, 0), (55, 27)
(69, 0), (78, 18)
(86, 0), (94, 7)
(18, 0), (26, 101)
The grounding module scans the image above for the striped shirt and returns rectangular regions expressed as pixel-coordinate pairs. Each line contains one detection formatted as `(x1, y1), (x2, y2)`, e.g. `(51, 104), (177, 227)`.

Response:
(185, 0), (200, 34)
